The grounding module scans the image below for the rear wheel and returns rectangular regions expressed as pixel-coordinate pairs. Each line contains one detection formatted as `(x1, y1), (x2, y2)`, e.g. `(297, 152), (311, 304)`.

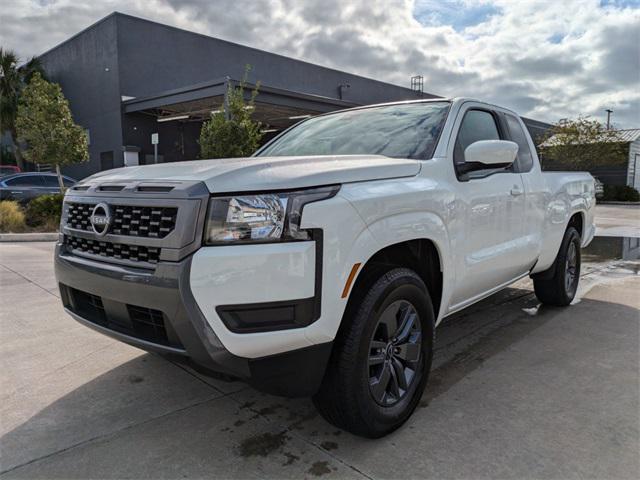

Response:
(313, 268), (435, 438)
(534, 226), (581, 306)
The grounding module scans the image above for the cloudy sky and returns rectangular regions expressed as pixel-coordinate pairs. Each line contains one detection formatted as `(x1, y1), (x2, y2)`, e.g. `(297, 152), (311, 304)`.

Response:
(1, 0), (639, 127)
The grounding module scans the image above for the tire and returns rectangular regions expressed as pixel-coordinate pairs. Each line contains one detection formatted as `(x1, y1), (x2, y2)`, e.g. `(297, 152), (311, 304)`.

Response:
(313, 267), (435, 438)
(534, 226), (581, 306)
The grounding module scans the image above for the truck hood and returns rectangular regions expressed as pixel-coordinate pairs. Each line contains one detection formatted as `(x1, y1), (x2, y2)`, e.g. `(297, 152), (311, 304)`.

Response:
(82, 155), (421, 192)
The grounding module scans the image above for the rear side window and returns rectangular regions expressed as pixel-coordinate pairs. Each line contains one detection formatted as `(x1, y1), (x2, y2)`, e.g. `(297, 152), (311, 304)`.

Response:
(5, 176), (44, 186)
(41, 176), (60, 187)
(454, 110), (500, 165)
(505, 114), (534, 172)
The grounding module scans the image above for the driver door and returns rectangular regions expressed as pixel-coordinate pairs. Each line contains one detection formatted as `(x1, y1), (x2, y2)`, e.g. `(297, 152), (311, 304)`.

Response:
(449, 106), (528, 310)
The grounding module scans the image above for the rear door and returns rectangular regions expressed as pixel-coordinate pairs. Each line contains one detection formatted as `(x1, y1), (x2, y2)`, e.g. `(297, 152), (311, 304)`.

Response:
(41, 175), (65, 193)
(448, 104), (528, 310)
(503, 112), (543, 269)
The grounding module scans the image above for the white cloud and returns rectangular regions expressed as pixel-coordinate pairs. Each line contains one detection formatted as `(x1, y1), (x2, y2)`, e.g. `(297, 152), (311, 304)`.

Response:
(1, 0), (638, 127)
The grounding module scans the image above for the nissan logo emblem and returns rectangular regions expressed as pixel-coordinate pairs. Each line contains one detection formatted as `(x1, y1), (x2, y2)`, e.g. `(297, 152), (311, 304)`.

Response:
(90, 203), (112, 236)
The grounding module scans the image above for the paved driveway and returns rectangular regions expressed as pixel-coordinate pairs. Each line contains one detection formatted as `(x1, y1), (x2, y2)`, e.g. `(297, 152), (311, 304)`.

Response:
(1, 240), (638, 479)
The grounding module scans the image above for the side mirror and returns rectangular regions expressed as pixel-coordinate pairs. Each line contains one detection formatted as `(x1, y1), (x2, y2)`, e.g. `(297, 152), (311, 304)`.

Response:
(464, 140), (518, 167)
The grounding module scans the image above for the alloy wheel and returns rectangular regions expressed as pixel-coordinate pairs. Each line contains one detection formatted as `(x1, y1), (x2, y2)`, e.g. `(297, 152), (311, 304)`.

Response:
(368, 300), (422, 406)
(565, 241), (578, 294)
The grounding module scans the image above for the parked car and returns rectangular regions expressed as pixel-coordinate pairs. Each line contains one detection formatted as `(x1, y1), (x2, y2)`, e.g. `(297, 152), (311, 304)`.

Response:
(594, 177), (604, 199)
(55, 98), (595, 437)
(0, 165), (21, 175)
(0, 172), (76, 203)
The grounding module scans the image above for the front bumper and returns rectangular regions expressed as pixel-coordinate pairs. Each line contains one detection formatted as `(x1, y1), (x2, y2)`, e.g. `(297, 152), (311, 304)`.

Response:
(54, 244), (332, 397)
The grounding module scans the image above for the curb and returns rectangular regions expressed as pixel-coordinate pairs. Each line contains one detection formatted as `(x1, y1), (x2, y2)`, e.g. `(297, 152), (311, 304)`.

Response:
(596, 201), (640, 206)
(0, 233), (59, 242)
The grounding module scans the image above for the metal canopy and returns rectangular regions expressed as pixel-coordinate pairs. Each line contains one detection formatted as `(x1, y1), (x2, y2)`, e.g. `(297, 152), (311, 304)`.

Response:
(122, 77), (360, 132)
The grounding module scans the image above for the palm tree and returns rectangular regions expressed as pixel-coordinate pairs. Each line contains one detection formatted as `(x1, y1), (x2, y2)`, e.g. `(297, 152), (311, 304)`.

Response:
(0, 48), (46, 169)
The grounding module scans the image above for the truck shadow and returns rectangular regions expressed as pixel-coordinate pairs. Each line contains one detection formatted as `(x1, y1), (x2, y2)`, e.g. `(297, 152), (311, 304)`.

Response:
(2, 285), (638, 478)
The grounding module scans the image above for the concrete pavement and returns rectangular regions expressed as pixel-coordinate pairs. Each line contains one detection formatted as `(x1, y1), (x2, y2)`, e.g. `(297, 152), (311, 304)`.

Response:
(595, 204), (639, 237)
(0, 241), (638, 479)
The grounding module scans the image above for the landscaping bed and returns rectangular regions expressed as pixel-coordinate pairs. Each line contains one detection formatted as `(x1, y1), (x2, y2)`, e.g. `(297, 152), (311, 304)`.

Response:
(0, 194), (63, 234)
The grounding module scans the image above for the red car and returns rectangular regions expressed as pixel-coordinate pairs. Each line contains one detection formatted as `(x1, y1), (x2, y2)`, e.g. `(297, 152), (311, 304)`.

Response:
(0, 165), (21, 175)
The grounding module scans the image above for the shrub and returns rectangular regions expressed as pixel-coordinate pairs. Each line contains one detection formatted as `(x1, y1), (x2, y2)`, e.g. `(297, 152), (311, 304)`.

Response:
(0, 201), (26, 232)
(25, 193), (64, 229)
(601, 185), (640, 202)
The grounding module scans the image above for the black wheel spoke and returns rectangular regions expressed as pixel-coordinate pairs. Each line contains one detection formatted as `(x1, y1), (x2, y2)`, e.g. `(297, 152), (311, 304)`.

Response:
(388, 362), (401, 398)
(392, 358), (408, 391)
(394, 309), (417, 343)
(395, 337), (421, 363)
(370, 362), (392, 403)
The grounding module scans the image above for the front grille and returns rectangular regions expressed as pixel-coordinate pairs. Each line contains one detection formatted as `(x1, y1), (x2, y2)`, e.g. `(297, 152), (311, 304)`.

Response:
(65, 235), (160, 265)
(62, 286), (177, 347)
(66, 202), (178, 238)
(69, 288), (106, 323)
(128, 305), (168, 344)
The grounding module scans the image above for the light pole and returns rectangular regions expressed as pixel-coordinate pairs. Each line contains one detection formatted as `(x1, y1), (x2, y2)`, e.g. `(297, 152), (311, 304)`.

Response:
(606, 109), (613, 130)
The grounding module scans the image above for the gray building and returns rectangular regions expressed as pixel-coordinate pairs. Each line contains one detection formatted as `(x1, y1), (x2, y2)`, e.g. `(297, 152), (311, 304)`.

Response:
(38, 12), (551, 179)
(542, 128), (640, 190)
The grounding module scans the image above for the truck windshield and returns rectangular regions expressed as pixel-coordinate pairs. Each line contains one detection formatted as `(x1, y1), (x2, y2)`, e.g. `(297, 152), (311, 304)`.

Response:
(256, 102), (450, 160)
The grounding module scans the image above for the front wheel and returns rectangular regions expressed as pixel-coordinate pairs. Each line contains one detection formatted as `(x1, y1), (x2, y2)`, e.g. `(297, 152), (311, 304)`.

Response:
(533, 226), (581, 306)
(313, 268), (435, 438)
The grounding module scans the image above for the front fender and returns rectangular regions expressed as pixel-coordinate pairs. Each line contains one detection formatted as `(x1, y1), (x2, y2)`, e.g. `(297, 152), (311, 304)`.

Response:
(361, 211), (452, 324)
(299, 192), (453, 344)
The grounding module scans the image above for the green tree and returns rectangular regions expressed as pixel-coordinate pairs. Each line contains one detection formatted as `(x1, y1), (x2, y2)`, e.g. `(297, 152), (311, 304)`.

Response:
(539, 116), (628, 169)
(199, 67), (263, 158)
(0, 48), (46, 169)
(16, 72), (88, 191)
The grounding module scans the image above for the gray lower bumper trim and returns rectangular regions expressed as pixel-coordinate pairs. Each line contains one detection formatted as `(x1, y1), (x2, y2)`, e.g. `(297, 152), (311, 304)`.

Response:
(65, 308), (188, 356)
(55, 244), (249, 378)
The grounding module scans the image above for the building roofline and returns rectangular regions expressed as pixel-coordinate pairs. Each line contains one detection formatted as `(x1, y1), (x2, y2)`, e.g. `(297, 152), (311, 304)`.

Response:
(37, 12), (120, 59)
(111, 12), (436, 96)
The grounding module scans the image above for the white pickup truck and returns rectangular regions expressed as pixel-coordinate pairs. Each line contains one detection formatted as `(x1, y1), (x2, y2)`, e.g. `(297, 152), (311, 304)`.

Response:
(55, 98), (595, 437)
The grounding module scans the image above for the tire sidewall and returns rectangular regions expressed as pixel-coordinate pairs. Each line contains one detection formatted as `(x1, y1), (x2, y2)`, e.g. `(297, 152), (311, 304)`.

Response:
(353, 269), (435, 435)
(557, 227), (581, 303)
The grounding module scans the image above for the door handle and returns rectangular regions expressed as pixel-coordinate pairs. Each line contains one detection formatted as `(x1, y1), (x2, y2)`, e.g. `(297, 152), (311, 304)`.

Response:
(510, 186), (523, 196)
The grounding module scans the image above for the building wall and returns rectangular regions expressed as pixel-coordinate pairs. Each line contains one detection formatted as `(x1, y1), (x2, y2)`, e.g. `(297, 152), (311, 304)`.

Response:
(114, 14), (432, 106)
(39, 15), (125, 180)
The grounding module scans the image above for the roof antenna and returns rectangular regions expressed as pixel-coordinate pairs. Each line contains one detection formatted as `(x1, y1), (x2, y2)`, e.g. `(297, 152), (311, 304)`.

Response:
(605, 109), (613, 130)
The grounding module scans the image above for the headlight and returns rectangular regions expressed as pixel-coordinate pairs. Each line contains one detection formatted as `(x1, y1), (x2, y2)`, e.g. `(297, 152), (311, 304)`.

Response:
(204, 186), (339, 244)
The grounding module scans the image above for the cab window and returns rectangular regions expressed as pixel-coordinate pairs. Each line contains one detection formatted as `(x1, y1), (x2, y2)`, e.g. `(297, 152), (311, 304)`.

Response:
(505, 114), (534, 172)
